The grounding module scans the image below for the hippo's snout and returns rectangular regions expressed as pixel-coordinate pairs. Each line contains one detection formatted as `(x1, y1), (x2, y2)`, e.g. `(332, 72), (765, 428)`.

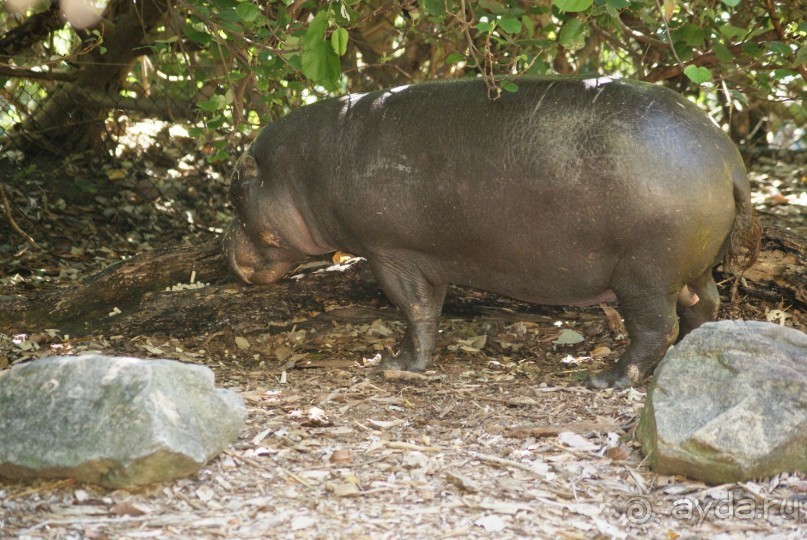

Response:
(222, 221), (300, 285)
(222, 222), (255, 284)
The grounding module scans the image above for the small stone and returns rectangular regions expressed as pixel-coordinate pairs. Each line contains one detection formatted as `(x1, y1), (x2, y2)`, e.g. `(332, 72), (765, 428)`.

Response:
(0, 354), (245, 488)
(475, 514), (507, 532)
(329, 449), (351, 463)
(605, 444), (631, 462)
(637, 321), (807, 484)
(290, 516), (316, 530)
(326, 482), (361, 497)
(402, 451), (428, 469)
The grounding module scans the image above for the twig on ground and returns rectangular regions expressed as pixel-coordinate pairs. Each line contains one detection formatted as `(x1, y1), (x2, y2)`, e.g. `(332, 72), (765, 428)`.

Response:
(0, 183), (39, 248)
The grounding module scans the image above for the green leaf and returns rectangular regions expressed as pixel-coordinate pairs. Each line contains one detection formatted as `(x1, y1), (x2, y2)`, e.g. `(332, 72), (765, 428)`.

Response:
(604, 0), (630, 8)
(741, 42), (762, 58)
(184, 25), (211, 46)
(558, 18), (588, 50)
(235, 1), (260, 23)
(302, 10), (341, 85)
(718, 24), (746, 39)
(197, 95), (226, 112)
(683, 65), (712, 84)
(525, 58), (549, 75)
(672, 41), (694, 62)
(207, 116), (225, 130)
(423, 0), (445, 16)
(331, 27), (349, 56)
(476, 21), (494, 33)
(522, 15), (535, 36)
(258, 49), (277, 66)
(274, 8), (291, 27)
(772, 69), (798, 80)
(554, 329), (585, 345)
(603, 4), (620, 18)
(729, 89), (748, 106)
(302, 45), (341, 85)
(676, 24), (705, 47)
(498, 17), (522, 34)
(553, 0), (593, 13)
(445, 52), (465, 64)
(713, 41), (733, 63)
(303, 10), (329, 48)
(721, 0), (740, 6)
(285, 52), (302, 71)
(477, 0), (506, 14)
(502, 81), (519, 93)
(207, 149), (230, 163)
(766, 41), (791, 57)
(73, 178), (98, 194)
(795, 45), (807, 66)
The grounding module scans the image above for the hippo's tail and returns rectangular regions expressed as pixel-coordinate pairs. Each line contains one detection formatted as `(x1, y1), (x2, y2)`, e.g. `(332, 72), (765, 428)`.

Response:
(724, 168), (762, 274)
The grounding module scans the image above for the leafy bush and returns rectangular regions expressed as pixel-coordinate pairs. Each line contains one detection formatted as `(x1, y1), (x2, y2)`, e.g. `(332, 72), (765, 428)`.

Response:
(0, 0), (804, 160)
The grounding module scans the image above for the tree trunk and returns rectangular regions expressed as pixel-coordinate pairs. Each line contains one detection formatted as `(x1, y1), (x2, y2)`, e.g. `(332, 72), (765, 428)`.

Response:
(6, 0), (170, 157)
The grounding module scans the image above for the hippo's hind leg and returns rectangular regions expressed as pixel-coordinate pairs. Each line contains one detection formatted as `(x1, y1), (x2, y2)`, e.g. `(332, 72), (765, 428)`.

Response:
(369, 258), (447, 372)
(676, 269), (720, 340)
(588, 289), (679, 389)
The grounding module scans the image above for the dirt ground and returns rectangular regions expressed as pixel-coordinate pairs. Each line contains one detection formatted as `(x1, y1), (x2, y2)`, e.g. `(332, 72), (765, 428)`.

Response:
(0, 131), (805, 539)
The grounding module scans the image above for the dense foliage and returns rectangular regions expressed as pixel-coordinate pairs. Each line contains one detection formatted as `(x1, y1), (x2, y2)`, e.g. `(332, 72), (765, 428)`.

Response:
(0, 0), (804, 160)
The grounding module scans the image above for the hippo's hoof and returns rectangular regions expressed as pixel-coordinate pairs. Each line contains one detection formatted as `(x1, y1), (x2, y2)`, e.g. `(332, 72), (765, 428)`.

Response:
(587, 369), (633, 390)
(378, 354), (425, 372)
(378, 357), (406, 371)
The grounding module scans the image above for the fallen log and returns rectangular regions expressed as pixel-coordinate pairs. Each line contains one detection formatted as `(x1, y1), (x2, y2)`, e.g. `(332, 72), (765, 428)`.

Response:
(1, 240), (229, 335)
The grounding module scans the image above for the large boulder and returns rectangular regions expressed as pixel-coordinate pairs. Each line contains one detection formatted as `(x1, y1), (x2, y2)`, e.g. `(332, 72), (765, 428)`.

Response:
(637, 320), (807, 484)
(0, 354), (245, 488)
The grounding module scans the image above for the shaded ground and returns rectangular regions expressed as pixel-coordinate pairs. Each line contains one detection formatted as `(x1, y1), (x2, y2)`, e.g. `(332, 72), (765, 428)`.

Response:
(0, 136), (805, 538)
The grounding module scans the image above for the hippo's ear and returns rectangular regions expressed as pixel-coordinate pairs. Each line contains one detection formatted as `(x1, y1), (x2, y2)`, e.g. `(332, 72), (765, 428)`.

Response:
(239, 154), (259, 179)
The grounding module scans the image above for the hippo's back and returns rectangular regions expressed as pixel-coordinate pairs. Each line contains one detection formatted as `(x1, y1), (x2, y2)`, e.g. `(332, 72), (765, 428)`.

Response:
(285, 78), (743, 303)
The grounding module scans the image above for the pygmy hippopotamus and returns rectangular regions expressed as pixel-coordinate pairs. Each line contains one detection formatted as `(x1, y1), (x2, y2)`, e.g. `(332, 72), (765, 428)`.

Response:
(222, 77), (761, 389)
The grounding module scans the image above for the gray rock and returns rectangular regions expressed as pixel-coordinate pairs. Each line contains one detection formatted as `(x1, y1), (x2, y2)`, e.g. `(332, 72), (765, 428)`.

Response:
(637, 320), (807, 485)
(0, 354), (245, 488)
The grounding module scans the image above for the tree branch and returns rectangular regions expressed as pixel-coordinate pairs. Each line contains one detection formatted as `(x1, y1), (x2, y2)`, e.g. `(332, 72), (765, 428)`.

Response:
(0, 65), (76, 82)
(0, 184), (39, 249)
(764, 0), (807, 82)
(0, 1), (63, 60)
(618, 14), (668, 50)
(644, 30), (778, 83)
(66, 84), (196, 121)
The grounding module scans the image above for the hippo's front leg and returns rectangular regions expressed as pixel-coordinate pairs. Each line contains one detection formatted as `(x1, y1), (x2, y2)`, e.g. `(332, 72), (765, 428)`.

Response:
(588, 290), (680, 389)
(369, 259), (447, 371)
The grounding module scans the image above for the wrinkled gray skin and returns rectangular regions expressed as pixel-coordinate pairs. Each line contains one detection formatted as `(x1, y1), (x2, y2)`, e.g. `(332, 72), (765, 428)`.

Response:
(223, 77), (757, 389)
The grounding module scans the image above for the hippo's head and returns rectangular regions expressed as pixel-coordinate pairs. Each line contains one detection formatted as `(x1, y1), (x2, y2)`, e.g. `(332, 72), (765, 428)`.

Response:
(222, 152), (304, 285)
